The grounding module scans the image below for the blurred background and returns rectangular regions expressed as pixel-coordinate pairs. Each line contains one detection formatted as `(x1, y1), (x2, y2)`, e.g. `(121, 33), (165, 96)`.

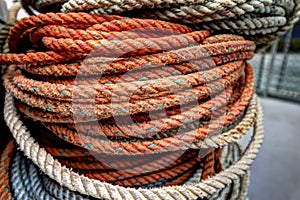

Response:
(247, 17), (300, 200)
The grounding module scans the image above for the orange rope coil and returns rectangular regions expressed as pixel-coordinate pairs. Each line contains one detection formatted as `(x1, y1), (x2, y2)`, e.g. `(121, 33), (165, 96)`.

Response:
(1, 13), (256, 188)
(0, 140), (14, 200)
(2, 13), (256, 155)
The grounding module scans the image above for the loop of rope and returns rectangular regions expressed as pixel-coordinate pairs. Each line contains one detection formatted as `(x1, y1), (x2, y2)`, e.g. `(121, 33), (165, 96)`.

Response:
(10, 148), (94, 200)
(1, 139), (248, 199)
(18, 0), (300, 50)
(0, 140), (14, 200)
(3, 91), (264, 199)
(6, 64), (245, 120)
(1, 13), (257, 156)
(1, 12), (263, 194)
(59, 0), (300, 50)
(62, 0), (272, 13)
(3, 68), (253, 156)
(3, 64), (255, 155)
(27, 123), (208, 187)
(0, 3), (21, 55)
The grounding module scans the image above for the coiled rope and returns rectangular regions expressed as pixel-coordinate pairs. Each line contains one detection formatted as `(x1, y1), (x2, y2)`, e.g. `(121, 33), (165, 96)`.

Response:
(0, 140), (14, 200)
(3, 90), (264, 199)
(19, 0), (300, 50)
(2, 13), (256, 156)
(0, 137), (248, 200)
(1, 12), (263, 198)
(0, 2), (21, 54)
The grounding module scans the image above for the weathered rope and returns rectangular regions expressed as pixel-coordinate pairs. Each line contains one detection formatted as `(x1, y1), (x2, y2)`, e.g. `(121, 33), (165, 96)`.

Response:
(3, 91), (264, 199)
(1, 13), (256, 156)
(10, 149), (97, 200)
(22, 119), (207, 187)
(1, 67), (255, 153)
(0, 140), (14, 200)
(1, 12), (262, 197)
(3, 140), (246, 200)
(54, 0), (300, 50)
(0, 2), (21, 54)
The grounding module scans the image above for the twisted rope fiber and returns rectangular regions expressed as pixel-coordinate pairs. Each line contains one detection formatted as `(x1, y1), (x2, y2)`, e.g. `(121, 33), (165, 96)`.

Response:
(23, 122), (205, 187)
(0, 3), (21, 54)
(15, 112), (207, 187)
(2, 12), (261, 194)
(34, 98), (255, 168)
(3, 65), (253, 153)
(9, 136), (218, 193)
(22, 100), (247, 176)
(2, 48), (255, 122)
(63, 0), (273, 13)
(2, 136), (243, 199)
(5, 129), (245, 199)
(11, 58), (246, 102)
(57, 0), (300, 50)
(17, 115), (205, 186)
(7, 63), (245, 120)
(39, 68), (247, 139)
(0, 140), (14, 200)
(39, 81), (252, 155)
(4, 63), (254, 155)
(1, 14), (257, 156)
(3, 90), (264, 199)
(33, 130), (200, 170)
(10, 146), (94, 200)
(2, 65), (256, 188)
(19, 50), (254, 77)
(2, 14), (254, 104)
(19, 0), (300, 50)
(7, 145), (243, 200)
(6, 13), (191, 53)
(6, 66), (247, 131)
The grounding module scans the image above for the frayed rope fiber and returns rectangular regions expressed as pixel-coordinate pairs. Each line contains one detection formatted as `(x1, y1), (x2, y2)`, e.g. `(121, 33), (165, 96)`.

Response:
(20, 0), (300, 50)
(1, 12), (264, 199)
(2, 13), (256, 155)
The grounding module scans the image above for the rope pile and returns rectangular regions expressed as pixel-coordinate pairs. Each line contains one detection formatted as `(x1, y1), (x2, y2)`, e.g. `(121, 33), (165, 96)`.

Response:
(20, 0), (300, 50)
(1, 12), (257, 189)
(29, 122), (210, 188)
(3, 90), (264, 199)
(0, 9), (267, 200)
(0, 3), (22, 155)
(0, 3), (21, 58)
(0, 137), (248, 200)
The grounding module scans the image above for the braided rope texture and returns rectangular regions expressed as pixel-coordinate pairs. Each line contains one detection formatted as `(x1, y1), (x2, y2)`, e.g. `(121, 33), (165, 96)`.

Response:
(0, 137), (248, 200)
(1, 12), (264, 198)
(0, 140), (14, 200)
(22, 0), (296, 50)
(3, 91), (264, 199)
(0, 3), (21, 54)
(2, 13), (256, 155)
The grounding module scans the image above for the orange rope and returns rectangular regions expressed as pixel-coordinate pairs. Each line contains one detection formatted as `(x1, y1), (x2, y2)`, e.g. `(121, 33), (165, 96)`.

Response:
(1, 13), (254, 187)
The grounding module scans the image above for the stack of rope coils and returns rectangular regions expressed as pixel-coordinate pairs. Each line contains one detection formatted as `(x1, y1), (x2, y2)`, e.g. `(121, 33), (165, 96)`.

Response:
(2, 14), (255, 142)
(0, 2), (21, 54)
(1, 12), (256, 188)
(0, 12), (258, 189)
(0, 3), (21, 155)
(20, 0), (300, 50)
(3, 88), (263, 199)
(0, 138), (248, 200)
(0, 7), (268, 199)
(28, 122), (209, 188)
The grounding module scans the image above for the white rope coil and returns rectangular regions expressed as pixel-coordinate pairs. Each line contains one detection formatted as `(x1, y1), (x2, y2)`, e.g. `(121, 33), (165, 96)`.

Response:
(4, 92), (264, 200)
(59, 0), (300, 50)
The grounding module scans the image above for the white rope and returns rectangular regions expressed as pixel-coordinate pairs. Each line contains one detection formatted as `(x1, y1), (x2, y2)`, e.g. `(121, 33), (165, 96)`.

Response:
(4, 92), (264, 200)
